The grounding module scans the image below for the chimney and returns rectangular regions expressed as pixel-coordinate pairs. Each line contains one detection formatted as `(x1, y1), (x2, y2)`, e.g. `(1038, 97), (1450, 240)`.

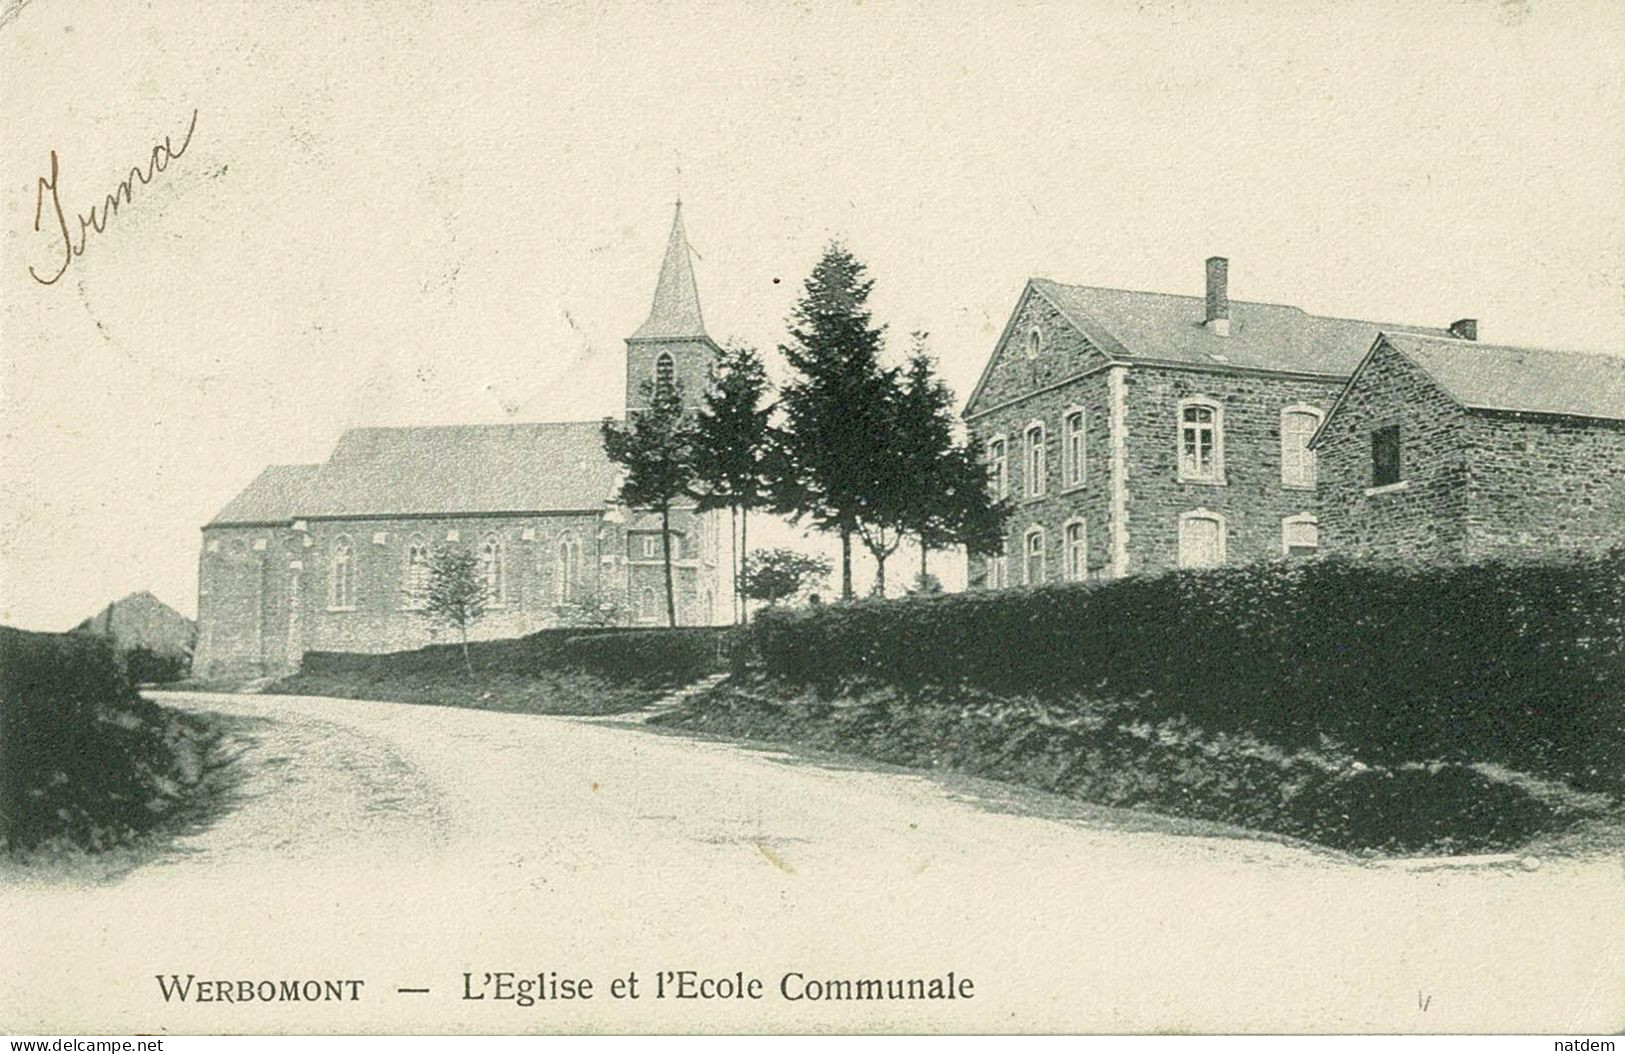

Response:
(1205, 256), (1230, 336)
(1449, 318), (1478, 341)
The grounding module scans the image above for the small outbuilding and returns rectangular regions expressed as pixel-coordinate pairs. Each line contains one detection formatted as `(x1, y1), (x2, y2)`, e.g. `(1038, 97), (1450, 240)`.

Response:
(1311, 331), (1625, 563)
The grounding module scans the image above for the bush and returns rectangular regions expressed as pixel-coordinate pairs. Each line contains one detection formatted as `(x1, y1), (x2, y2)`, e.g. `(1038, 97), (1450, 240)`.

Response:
(125, 646), (188, 685)
(748, 552), (1625, 791)
(1, 626), (217, 853)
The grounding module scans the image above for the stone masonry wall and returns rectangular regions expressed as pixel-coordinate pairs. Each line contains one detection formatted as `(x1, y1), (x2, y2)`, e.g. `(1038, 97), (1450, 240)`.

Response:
(1464, 412), (1625, 560)
(1121, 366), (1343, 573)
(968, 286), (1115, 412)
(1314, 343), (1473, 562)
(196, 508), (724, 677)
(625, 336), (716, 411)
(965, 287), (1117, 585)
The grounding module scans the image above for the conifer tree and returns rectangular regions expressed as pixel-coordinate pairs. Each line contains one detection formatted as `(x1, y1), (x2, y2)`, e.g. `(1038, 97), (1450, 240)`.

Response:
(893, 335), (1011, 586)
(691, 341), (776, 623)
(601, 380), (697, 627)
(774, 242), (895, 600)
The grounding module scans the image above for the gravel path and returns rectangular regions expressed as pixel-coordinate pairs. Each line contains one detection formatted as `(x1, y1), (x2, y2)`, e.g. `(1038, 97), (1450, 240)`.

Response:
(3, 690), (1620, 1034)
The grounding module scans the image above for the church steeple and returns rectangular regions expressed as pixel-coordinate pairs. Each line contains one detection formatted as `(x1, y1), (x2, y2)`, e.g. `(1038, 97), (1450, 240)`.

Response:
(625, 202), (720, 413)
(630, 202), (708, 342)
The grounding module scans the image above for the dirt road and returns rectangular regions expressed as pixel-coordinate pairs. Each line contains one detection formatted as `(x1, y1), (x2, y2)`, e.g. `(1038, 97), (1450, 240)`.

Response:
(4, 691), (1620, 1033)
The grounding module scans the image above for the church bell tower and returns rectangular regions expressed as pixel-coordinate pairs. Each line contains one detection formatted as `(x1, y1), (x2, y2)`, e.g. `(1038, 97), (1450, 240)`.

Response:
(625, 202), (721, 414)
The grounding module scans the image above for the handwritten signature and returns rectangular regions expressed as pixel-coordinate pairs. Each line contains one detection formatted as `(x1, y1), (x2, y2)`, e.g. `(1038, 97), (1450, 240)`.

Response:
(29, 108), (199, 286)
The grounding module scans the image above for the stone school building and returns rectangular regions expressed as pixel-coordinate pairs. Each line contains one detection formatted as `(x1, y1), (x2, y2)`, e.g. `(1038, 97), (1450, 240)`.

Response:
(194, 206), (730, 679)
(964, 257), (1625, 586)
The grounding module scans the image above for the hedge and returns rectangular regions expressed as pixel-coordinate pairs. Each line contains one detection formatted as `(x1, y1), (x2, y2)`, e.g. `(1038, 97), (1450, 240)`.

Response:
(747, 552), (1625, 791)
(1, 626), (217, 852)
(555, 626), (743, 687)
(301, 625), (632, 679)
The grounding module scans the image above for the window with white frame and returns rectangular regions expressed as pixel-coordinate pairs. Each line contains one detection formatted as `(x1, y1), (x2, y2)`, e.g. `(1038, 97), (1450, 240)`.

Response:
(1177, 511), (1226, 569)
(1064, 519), (1087, 581)
(1282, 513), (1319, 558)
(402, 534), (430, 608)
(1062, 409), (1086, 489)
(556, 531), (583, 603)
(480, 533), (507, 605)
(1024, 422), (1046, 499)
(986, 435), (1009, 500)
(328, 535), (356, 609)
(1281, 406), (1323, 488)
(1178, 398), (1224, 483)
(985, 538), (1010, 590)
(1023, 526), (1047, 585)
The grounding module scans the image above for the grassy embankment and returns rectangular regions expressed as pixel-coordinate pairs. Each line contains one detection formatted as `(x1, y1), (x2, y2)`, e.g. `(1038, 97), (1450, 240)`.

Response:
(652, 554), (1625, 856)
(1, 626), (230, 856)
(265, 626), (728, 716)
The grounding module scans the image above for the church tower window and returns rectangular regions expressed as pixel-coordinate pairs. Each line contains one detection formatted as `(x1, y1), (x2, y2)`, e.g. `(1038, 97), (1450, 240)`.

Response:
(654, 352), (676, 399)
(625, 202), (719, 415)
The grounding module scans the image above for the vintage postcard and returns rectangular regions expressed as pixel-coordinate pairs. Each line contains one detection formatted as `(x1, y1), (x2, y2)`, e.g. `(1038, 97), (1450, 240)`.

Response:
(3, 0), (1622, 1039)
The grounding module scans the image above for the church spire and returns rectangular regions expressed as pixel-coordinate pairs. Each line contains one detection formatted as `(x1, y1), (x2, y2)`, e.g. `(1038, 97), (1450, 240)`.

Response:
(630, 202), (708, 341)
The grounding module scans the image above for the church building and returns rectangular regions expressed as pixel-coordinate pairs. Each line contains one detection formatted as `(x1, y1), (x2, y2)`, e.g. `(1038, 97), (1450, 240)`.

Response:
(193, 205), (729, 679)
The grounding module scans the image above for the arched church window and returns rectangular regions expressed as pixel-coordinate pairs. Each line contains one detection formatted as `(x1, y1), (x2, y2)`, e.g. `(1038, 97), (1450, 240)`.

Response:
(480, 533), (507, 606)
(402, 534), (430, 608)
(654, 352), (676, 399)
(556, 531), (583, 604)
(329, 536), (355, 610)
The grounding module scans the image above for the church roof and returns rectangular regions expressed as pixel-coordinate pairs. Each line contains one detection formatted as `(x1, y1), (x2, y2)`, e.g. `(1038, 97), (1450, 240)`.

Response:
(297, 421), (621, 519)
(208, 464), (321, 526)
(1380, 332), (1625, 421)
(1030, 279), (1457, 377)
(630, 203), (709, 341)
(207, 423), (623, 526)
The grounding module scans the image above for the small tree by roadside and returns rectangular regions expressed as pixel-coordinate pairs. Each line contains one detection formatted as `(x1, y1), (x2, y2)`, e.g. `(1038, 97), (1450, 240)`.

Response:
(417, 544), (489, 676)
(742, 548), (833, 608)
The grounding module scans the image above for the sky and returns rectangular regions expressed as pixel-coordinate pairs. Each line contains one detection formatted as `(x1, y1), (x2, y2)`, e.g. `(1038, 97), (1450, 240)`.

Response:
(2, 0), (1622, 628)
